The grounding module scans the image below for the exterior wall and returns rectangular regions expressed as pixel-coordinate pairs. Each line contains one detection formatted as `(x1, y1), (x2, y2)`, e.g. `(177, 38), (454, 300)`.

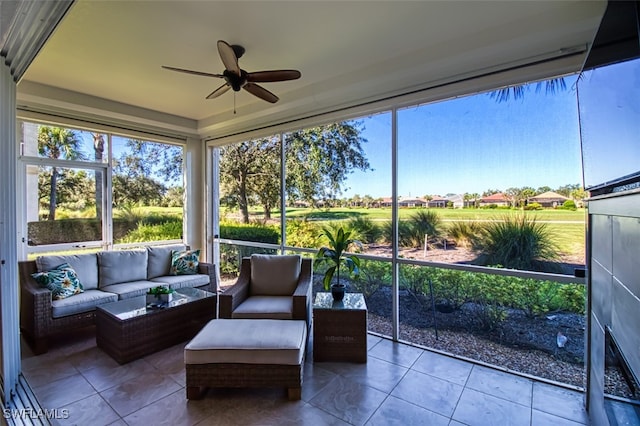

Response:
(587, 190), (640, 425)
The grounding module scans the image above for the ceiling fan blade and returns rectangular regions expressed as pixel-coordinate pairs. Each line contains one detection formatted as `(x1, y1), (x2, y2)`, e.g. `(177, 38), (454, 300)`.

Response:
(217, 40), (240, 75)
(243, 82), (279, 103)
(161, 65), (223, 78)
(247, 70), (301, 83)
(206, 83), (231, 99)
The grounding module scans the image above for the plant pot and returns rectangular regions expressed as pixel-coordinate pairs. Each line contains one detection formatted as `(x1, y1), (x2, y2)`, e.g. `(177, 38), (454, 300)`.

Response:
(331, 284), (346, 302)
(146, 293), (173, 305)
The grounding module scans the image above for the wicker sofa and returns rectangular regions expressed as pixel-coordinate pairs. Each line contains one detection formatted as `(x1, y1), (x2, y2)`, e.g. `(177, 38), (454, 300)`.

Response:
(19, 244), (216, 354)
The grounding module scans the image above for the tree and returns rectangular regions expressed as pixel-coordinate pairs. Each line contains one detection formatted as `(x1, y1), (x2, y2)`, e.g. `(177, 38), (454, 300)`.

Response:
(489, 78), (567, 102)
(219, 121), (370, 223)
(113, 139), (183, 207)
(93, 133), (105, 218)
(285, 121), (370, 206)
(37, 126), (84, 220)
(219, 136), (280, 223)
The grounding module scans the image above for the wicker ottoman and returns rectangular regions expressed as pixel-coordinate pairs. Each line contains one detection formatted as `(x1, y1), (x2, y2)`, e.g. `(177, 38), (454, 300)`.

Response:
(184, 319), (307, 400)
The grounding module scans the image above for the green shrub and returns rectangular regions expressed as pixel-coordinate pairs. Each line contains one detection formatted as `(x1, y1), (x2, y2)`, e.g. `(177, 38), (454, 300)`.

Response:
(286, 219), (319, 248)
(398, 264), (585, 316)
(219, 222), (279, 243)
(348, 216), (382, 244)
(523, 202), (542, 210)
(561, 200), (577, 210)
(351, 259), (391, 297)
(117, 220), (182, 243)
(473, 214), (559, 271)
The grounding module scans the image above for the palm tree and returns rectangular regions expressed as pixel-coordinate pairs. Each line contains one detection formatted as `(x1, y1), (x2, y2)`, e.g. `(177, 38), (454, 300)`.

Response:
(37, 126), (83, 220)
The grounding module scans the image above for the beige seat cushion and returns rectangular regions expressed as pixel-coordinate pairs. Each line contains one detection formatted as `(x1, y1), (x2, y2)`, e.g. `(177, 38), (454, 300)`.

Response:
(250, 254), (301, 296)
(231, 296), (293, 320)
(184, 319), (306, 365)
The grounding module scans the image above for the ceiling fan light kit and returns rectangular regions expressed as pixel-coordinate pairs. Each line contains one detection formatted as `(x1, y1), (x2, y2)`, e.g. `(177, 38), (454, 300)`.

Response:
(162, 40), (301, 105)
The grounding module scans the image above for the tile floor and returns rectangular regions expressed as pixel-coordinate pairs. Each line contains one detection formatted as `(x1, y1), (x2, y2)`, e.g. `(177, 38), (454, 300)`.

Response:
(21, 328), (590, 426)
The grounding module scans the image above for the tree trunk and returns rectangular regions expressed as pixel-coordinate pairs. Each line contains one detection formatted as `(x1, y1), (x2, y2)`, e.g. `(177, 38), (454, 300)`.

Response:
(49, 167), (58, 220)
(93, 134), (104, 219)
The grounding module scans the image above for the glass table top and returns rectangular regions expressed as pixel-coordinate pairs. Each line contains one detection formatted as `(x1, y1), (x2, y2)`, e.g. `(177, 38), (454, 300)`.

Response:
(98, 287), (215, 321)
(313, 292), (367, 310)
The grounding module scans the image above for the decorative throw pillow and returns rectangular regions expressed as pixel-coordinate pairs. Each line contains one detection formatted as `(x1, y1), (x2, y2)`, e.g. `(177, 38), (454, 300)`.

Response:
(31, 263), (84, 300)
(169, 249), (200, 275)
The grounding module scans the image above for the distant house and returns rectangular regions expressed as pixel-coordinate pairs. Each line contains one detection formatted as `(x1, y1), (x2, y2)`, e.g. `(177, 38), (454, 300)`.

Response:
(379, 197), (393, 207)
(447, 194), (464, 208)
(427, 196), (448, 208)
(528, 191), (569, 208)
(479, 192), (510, 207)
(399, 197), (428, 208)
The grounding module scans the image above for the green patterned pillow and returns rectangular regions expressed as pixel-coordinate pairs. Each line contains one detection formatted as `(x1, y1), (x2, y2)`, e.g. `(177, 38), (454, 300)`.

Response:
(170, 249), (200, 275)
(31, 263), (84, 300)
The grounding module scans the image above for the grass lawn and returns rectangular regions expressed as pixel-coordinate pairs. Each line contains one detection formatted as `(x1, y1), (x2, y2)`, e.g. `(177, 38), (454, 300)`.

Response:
(273, 207), (586, 222)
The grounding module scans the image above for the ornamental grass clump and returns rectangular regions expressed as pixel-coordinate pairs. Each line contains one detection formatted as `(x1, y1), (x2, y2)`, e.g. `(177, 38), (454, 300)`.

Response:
(474, 214), (559, 272)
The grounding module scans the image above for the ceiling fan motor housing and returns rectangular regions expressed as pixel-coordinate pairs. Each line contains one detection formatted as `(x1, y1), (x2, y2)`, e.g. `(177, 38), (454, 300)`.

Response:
(223, 69), (248, 91)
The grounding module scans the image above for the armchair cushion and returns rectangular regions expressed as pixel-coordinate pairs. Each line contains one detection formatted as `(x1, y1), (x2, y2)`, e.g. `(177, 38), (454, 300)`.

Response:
(36, 253), (99, 290)
(231, 296), (293, 320)
(250, 254), (301, 296)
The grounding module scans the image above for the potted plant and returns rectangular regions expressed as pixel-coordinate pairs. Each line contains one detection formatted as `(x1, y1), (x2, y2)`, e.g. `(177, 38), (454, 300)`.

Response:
(146, 285), (174, 305)
(315, 226), (362, 301)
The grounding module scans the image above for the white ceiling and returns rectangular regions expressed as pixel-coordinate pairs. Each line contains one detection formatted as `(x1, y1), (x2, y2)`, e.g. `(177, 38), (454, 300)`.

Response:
(18, 0), (606, 138)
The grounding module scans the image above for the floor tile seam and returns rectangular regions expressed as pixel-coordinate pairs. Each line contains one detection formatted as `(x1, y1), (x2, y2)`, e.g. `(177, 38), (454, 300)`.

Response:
(305, 394), (357, 425)
(302, 374), (341, 404)
(96, 390), (127, 423)
(367, 351), (421, 369)
(460, 384), (533, 410)
(34, 374), (99, 409)
(384, 393), (454, 423)
(98, 376), (183, 419)
(529, 406), (589, 425)
(362, 393), (391, 425)
(462, 382), (534, 409)
(530, 408), (589, 425)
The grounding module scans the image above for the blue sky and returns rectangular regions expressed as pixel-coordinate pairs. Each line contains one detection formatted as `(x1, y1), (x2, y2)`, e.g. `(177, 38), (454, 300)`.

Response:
(342, 75), (584, 199)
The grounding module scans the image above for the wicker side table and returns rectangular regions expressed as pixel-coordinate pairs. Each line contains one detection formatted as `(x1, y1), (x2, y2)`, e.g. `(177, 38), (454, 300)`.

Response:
(313, 292), (367, 363)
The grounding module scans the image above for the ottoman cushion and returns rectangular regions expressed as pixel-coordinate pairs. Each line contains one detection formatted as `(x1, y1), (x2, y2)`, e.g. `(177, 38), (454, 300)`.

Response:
(185, 319), (306, 365)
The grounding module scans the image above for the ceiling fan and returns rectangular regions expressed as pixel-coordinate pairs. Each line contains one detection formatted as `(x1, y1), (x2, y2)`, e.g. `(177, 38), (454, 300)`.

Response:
(162, 40), (301, 104)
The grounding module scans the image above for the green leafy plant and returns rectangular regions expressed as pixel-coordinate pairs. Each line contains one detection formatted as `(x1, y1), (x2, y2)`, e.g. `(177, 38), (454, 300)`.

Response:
(315, 226), (362, 291)
(147, 285), (173, 295)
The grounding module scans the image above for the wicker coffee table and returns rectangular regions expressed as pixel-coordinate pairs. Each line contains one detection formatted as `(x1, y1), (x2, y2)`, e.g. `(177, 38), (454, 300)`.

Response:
(96, 287), (216, 364)
(313, 292), (368, 363)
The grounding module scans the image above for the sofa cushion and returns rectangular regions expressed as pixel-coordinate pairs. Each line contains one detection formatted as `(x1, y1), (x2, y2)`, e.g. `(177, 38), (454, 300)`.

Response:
(184, 319), (306, 365)
(32, 263), (84, 300)
(170, 249), (200, 275)
(36, 253), (99, 290)
(98, 250), (148, 287)
(250, 254), (301, 296)
(231, 296), (293, 320)
(147, 244), (187, 279)
(151, 274), (209, 289)
(51, 289), (118, 318)
(100, 280), (160, 300)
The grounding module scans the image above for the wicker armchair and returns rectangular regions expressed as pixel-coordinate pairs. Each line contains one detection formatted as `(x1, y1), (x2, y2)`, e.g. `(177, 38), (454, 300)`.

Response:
(219, 255), (312, 326)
